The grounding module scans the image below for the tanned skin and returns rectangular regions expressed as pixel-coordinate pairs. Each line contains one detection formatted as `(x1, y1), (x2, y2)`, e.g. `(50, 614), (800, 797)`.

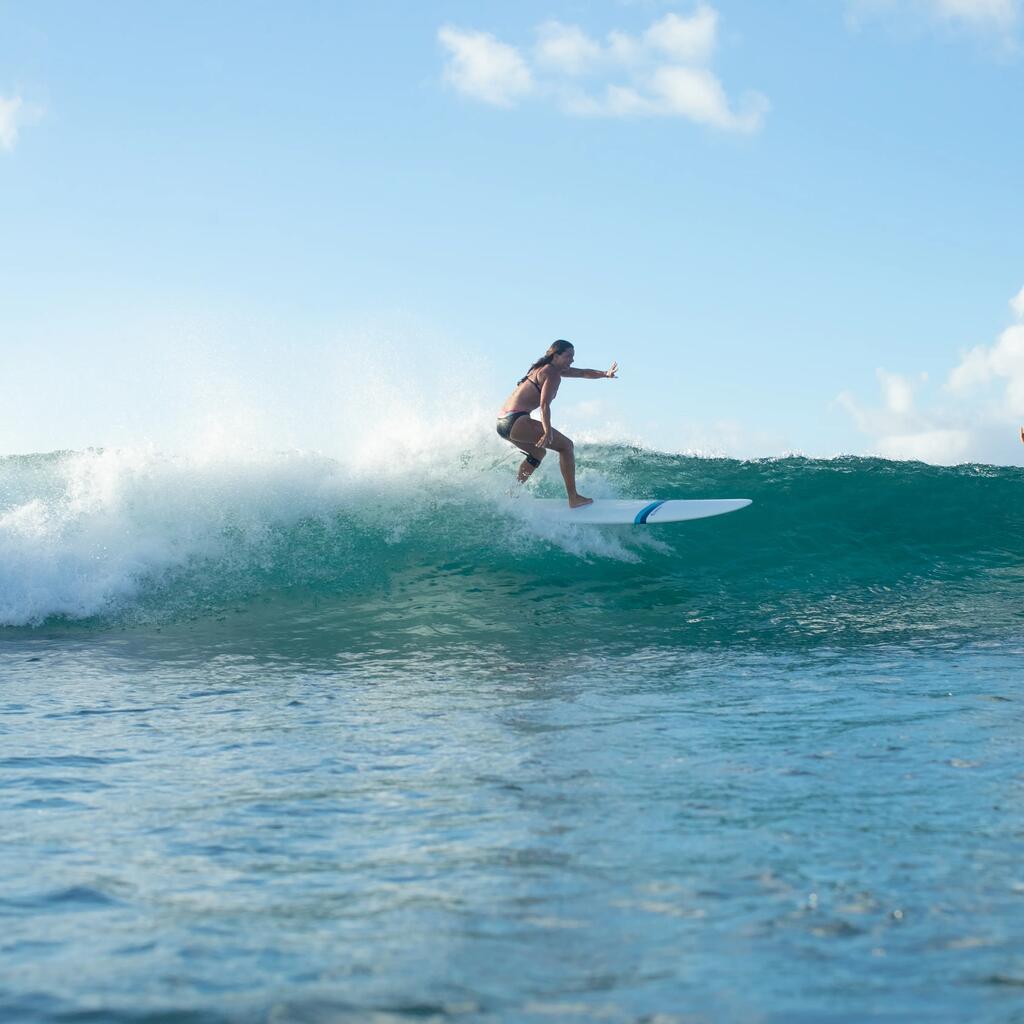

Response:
(499, 346), (618, 508)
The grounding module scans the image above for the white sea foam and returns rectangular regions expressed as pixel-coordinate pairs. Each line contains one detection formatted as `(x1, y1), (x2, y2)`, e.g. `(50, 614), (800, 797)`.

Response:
(0, 430), (650, 626)
(1, 320), (690, 625)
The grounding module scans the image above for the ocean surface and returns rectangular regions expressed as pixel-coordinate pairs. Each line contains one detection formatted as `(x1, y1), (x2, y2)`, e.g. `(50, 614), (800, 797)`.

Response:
(2, 444), (1023, 1023)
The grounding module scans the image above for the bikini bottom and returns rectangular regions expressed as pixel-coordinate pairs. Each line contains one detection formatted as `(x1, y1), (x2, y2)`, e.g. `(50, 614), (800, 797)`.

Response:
(496, 412), (541, 467)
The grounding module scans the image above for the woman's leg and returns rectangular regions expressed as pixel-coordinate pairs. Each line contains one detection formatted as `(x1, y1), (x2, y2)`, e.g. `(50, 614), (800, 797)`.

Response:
(510, 419), (591, 507)
(507, 418), (547, 482)
(545, 428), (592, 507)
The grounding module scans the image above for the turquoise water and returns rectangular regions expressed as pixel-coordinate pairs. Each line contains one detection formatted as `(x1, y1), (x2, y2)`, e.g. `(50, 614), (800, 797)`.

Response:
(2, 446), (1024, 1022)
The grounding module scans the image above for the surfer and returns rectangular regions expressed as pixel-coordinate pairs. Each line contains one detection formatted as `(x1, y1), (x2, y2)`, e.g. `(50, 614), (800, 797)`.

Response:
(496, 339), (618, 508)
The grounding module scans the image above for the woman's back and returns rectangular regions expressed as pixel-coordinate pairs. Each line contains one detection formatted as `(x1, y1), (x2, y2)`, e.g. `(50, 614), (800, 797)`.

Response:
(501, 367), (551, 414)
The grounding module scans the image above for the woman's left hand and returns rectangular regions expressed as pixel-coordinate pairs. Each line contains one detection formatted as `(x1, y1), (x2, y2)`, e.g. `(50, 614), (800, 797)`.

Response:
(605, 361), (619, 378)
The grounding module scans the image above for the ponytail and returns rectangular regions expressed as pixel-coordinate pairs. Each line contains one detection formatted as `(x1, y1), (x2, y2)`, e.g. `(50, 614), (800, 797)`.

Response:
(517, 339), (573, 385)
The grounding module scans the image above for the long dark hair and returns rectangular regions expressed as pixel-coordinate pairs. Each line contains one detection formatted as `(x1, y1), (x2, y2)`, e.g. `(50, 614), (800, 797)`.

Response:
(518, 339), (573, 385)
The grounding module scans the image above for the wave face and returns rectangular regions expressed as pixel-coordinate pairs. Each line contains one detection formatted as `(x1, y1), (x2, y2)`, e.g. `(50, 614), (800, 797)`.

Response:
(1, 444), (1021, 647)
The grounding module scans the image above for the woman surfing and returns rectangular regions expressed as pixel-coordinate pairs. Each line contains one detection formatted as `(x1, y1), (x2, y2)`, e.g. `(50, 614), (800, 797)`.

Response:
(496, 339), (618, 508)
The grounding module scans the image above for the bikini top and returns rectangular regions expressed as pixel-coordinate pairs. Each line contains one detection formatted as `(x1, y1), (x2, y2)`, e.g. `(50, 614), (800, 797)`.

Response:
(499, 373), (543, 418)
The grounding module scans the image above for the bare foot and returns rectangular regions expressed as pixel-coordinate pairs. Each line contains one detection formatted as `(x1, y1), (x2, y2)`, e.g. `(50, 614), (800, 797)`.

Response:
(568, 494), (593, 509)
(517, 459), (538, 483)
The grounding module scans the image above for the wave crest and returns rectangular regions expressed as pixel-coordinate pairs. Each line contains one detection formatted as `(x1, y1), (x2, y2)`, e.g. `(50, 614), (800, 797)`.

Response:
(1, 444), (1021, 645)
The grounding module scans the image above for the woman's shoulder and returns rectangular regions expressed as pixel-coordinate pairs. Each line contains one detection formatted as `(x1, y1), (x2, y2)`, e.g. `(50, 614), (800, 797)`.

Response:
(535, 364), (559, 381)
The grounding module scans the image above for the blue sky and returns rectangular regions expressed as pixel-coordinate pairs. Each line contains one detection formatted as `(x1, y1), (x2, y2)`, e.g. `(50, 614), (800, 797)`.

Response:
(2, 0), (1023, 464)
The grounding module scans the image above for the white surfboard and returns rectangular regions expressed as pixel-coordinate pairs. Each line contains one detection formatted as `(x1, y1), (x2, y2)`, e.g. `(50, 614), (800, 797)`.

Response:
(524, 498), (752, 525)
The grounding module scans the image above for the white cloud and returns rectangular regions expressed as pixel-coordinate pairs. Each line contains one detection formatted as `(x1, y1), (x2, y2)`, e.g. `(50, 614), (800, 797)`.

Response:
(946, 344), (992, 392)
(877, 368), (917, 414)
(535, 21), (604, 75)
(946, 286), (1024, 409)
(837, 285), (1024, 464)
(440, 7), (766, 132)
(875, 428), (971, 462)
(0, 94), (26, 151)
(947, 323), (1024, 409)
(836, 369), (925, 435)
(847, 0), (1019, 37)
(645, 8), (718, 62)
(605, 29), (645, 67)
(534, 6), (718, 75)
(836, 382), (971, 464)
(932, 0), (1018, 28)
(648, 65), (768, 131)
(438, 27), (534, 107)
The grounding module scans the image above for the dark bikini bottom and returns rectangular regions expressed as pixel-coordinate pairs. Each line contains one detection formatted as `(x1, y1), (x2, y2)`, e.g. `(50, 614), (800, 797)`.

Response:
(496, 412), (541, 467)
(496, 411), (529, 440)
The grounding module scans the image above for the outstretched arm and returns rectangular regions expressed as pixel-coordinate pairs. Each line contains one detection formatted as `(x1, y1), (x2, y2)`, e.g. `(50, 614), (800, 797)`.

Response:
(563, 361), (618, 380)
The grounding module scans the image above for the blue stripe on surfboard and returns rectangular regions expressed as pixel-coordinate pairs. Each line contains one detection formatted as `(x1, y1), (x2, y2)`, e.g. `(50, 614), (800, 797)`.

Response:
(634, 500), (666, 525)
